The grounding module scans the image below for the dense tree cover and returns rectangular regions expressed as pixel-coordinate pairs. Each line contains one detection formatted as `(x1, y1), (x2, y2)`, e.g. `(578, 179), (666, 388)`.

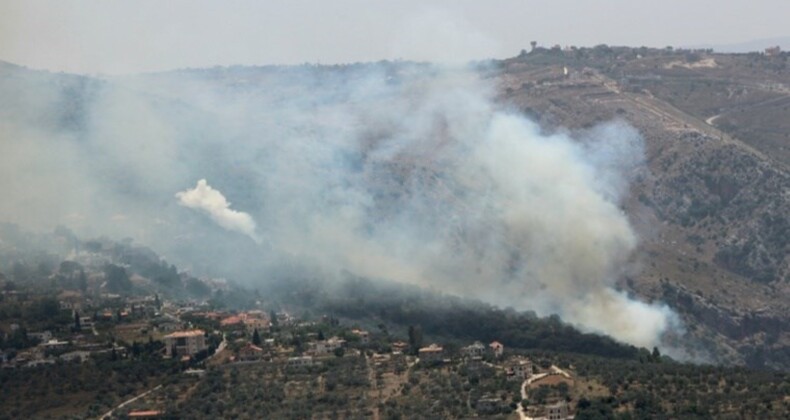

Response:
(172, 356), (372, 418)
(0, 225), (224, 306)
(185, 278), (211, 298)
(26, 297), (63, 321)
(52, 261), (89, 292)
(167, 350), (520, 419)
(113, 346), (789, 419)
(0, 295), (72, 338)
(273, 277), (640, 359)
(384, 361), (521, 419)
(104, 264), (132, 293)
(0, 327), (39, 351)
(0, 357), (178, 419)
(532, 350), (790, 419)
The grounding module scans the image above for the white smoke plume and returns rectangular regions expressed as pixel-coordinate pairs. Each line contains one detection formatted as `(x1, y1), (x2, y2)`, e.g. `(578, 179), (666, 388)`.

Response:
(238, 69), (678, 349)
(0, 59), (682, 351)
(176, 179), (260, 243)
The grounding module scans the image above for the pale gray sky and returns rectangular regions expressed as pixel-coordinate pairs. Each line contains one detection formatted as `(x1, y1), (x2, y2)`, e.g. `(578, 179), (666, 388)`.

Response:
(1, 0), (788, 74)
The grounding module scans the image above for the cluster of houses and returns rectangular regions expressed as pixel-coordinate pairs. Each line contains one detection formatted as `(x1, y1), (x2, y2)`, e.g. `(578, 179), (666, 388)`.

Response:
(413, 340), (505, 365)
(2, 277), (577, 418)
(207, 323), (575, 418)
(1, 328), (128, 370)
(2, 294), (278, 369)
(233, 331), (357, 367)
(402, 340), (574, 418)
(1, 288), (195, 369)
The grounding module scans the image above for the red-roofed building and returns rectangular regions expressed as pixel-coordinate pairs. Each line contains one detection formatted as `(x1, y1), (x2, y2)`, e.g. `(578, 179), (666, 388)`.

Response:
(220, 312), (271, 333)
(128, 410), (163, 418)
(220, 315), (243, 327)
(489, 341), (504, 358)
(193, 311), (225, 320)
(238, 343), (264, 361)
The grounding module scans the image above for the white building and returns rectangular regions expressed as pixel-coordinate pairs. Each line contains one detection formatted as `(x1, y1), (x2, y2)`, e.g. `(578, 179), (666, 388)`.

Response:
(287, 355), (314, 367)
(60, 350), (91, 363)
(462, 341), (486, 358)
(311, 336), (346, 355)
(547, 401), (569, 419)
(164, 330), (207, 358)
(79, 316), (95, 329)
(42, 339), (69, 351)
(506, 357), (532, 382)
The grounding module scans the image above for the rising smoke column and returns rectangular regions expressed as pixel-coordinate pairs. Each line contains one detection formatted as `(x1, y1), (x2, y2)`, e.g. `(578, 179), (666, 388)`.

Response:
(232, 67), (680, 349)
(175, 179), (260, 243)
(0, 57), (681, 350)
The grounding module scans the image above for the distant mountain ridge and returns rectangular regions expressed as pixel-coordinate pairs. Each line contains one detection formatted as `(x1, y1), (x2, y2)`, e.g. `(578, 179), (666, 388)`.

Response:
(687, 35), (790, 52)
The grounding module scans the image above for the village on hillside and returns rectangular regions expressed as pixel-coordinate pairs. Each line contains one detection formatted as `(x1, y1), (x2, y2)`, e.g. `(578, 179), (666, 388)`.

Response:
(1, 273), (578, 419)
(3, 228), (786, 418)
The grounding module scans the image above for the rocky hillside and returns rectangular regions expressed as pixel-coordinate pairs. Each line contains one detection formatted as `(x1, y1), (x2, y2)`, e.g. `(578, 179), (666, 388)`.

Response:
(495, 46), (789, 369)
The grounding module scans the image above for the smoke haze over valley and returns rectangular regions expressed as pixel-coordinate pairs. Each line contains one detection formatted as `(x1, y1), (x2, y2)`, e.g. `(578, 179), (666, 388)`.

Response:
(0, 58), (685, 350)
(1, 0), (789, 390)
(2, 3), (790, 419)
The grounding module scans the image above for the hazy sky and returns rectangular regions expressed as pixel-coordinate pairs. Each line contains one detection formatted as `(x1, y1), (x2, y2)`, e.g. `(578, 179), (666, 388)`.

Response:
(0, 0), (788, 74)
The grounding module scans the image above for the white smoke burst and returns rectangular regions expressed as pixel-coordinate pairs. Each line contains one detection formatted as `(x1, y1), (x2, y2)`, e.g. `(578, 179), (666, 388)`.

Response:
(176, 179), (260, 243)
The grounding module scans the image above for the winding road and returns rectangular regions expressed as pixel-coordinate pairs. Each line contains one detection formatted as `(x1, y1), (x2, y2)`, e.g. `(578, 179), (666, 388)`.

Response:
(515, 373), (548, 420)
(98, 384), (162, 419)
(705, 94), (790, 127)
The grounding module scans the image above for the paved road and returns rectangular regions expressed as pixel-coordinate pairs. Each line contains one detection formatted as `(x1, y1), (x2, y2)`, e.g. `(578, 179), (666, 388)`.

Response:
(550, 365), (572, 378)
(515, 373), (548, 420)
(706, 94), (790, 127)
(98, 384), (162, 419)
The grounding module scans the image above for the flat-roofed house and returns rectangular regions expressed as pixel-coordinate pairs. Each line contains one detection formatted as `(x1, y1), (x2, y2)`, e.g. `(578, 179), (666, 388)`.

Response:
(547, 401), (569, 419)
(164, 330), (207, 358)
(462, 341), (486, 359)
(506, 357), (532, 381)
(418, 343), (444, 363)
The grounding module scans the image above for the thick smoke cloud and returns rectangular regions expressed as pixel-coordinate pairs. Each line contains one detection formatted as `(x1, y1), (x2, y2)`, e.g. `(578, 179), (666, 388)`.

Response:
(0, 60), (680, 349)
(176, 179), (260, 243)
(238, 69), (677, 348)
